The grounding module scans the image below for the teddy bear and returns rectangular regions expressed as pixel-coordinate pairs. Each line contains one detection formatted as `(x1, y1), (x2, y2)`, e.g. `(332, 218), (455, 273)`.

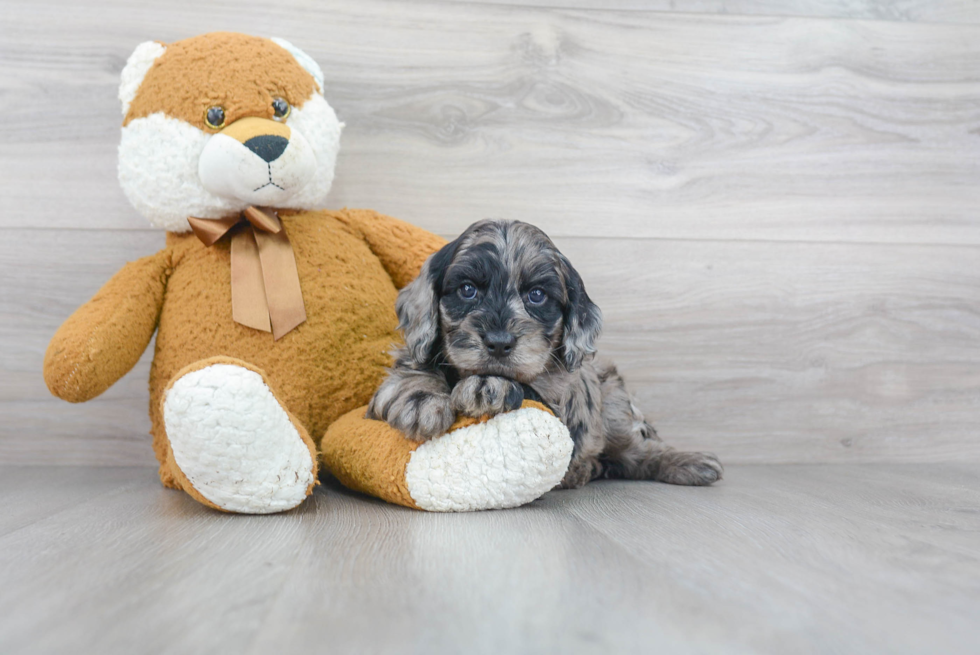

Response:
(43, 32), (572, 514)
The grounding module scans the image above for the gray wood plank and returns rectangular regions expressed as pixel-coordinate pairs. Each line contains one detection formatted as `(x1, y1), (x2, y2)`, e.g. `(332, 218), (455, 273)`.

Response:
(0, 468), (323, 655)
(5, 229), (977, 465)
(0, 229), (160, 465)
(2, 0), (980, 244)
(0, 466), (151, 538)
(0, 398), (154, 466)
(561, 237), (980, 464)
(0, 464), (976, 654)
(443, 0), (980, 25)
(550, 464), (980, 654)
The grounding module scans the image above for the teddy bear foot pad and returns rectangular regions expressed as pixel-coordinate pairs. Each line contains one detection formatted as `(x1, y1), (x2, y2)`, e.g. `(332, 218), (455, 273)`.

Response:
(405, 407), (573, 512)
(163, 362), (316, 514)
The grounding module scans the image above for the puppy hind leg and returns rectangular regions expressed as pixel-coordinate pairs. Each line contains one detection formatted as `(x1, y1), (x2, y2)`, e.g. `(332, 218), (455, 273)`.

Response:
(601, 427), (723, 486)
(558, 376), (607, 489)
(597, 364), (722, 486)
(560, 455), (603, 489)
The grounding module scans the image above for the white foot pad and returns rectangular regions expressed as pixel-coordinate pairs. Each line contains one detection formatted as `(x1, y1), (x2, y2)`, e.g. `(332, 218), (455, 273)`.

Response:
(163, 364), (315, 514)
(405, 407), (573, 512)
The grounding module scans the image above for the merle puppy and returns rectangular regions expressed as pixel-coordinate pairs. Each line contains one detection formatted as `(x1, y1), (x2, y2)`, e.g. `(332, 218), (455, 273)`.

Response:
(367, 219), (723, 488)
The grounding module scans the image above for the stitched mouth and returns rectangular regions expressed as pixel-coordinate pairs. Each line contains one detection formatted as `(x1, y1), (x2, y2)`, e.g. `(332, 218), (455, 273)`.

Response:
(253, 162), (286, 192)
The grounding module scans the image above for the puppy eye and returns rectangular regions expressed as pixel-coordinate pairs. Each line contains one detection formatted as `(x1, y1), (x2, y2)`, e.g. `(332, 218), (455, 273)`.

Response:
(204, 106), (226, 130)
(272, 97), (291, 121)
(459, 283), (477, 300)
(527, 288), (547, 305)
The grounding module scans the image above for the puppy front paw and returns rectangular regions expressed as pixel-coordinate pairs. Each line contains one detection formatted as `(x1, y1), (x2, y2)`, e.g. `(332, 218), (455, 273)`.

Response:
(451, 375), (524, 418)
(386, 392), (455, 441)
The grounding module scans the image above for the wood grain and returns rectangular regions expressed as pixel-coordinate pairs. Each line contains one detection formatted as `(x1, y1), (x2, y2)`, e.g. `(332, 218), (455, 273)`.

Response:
(4, 229), (978, 465)
(2, 4), (977, 653)
(444, 0), (980, 25)
(559, 236), (980, 463)
(2, 0), (978, 466)
(2, 0), (980, 244)
(0, 464), (976, 654)
(0, 229), (161, 465)
(0, 466), (149, 538)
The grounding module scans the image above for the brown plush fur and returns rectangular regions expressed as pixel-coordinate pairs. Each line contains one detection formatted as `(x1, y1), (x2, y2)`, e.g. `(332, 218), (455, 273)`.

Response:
(44, 209), (446, 489)
(124, 32), (318, 129)
(48, 31), (539, 512)
(321, 399), (553, 509)
(44, 251), (169, 403)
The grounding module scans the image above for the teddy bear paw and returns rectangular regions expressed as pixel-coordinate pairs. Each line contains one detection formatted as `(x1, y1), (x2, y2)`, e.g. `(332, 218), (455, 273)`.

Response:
(403, 406), (573, 512)
(163, 363), (316, 514)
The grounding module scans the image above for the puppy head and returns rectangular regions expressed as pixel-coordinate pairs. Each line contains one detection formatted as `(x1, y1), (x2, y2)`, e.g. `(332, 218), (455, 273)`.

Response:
(117, 32), (343, 231)
(396, 220), (603, 381)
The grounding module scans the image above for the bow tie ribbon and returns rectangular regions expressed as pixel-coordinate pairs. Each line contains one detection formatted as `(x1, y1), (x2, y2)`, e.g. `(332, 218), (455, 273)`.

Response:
(187, 207), (306, 340)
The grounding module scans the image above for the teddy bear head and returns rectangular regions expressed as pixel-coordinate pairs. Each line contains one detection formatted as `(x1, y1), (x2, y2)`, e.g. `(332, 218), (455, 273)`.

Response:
(117, 32), (343, 232)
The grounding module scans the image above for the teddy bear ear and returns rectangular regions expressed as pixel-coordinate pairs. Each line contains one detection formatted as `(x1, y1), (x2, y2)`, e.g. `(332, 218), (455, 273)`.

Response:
(119, 41), (167, 117)
(270, 37), (324, 93)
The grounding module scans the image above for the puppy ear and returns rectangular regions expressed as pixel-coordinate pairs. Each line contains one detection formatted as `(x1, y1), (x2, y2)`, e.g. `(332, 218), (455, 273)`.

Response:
(119, 41), (166, 117)
(559, 254), (603, 371)
(396, 239), (458, 366)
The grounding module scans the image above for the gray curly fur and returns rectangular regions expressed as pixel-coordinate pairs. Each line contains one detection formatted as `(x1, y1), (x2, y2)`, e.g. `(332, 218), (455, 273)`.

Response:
(368, 220), (723, 489)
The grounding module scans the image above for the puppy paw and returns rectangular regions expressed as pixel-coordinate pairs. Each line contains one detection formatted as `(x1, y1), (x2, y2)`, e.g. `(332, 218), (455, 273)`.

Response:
(386, 392), (455, 441)
(658, 451), (724, 486)
(451, 375), (524, 418)
(558, 457), (601, 489)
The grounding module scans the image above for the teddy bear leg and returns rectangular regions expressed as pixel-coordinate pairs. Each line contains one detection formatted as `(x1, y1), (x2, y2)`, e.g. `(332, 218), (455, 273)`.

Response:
(160, 357), (317, 514)
(321, 401), (573, 512)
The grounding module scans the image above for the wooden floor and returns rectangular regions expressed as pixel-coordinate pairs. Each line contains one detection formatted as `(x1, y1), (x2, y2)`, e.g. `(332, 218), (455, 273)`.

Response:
(0, 464), (976, 655)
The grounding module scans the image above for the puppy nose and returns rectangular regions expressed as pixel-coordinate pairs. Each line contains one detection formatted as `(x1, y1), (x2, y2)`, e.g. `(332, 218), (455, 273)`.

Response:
(483, 331), (516, 358)
(243, 134), (289, 163)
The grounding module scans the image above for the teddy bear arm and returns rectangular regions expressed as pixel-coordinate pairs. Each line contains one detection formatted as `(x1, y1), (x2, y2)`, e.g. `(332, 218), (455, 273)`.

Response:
(335, 209), (447, 289)
(43, 249), (171, 403)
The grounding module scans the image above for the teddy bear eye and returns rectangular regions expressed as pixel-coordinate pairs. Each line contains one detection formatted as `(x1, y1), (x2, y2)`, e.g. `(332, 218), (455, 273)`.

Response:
(272, 97), (291, 121)
(204, 106), (225, 129)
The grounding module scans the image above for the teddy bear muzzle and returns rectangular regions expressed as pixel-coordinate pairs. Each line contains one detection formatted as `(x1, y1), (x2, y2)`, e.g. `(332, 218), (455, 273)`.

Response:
(198, 116), (317, 206)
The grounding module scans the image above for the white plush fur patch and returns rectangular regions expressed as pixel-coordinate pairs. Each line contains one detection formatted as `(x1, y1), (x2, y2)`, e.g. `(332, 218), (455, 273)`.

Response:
(118, 95), (342, 232)
(118, 41), (165, 116)
(276, 94), (343, 209)
(405, 408), (573, 512)
(118, 113), (237, 231)
(197, 129), (318, 208)
(163, 364), (315, 514)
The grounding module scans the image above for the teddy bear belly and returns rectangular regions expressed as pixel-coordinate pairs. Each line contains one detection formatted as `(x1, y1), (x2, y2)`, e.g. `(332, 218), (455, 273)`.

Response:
(148, 219), (402, 456)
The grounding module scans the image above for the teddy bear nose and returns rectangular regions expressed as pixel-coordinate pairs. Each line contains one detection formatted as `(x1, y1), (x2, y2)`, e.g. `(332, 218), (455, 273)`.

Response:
(243, 134), (289, 163)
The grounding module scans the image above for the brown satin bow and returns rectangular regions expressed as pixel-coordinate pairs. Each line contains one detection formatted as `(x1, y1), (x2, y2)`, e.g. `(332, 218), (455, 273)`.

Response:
(187, 207), (306, 340)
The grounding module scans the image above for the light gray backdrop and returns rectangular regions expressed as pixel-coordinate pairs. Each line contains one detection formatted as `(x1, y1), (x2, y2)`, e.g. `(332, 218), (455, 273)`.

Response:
(2, 0), (979, 466)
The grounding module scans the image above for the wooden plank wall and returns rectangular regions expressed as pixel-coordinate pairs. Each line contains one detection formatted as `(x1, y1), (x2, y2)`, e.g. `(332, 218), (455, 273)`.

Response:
(1, 0), (978, 465)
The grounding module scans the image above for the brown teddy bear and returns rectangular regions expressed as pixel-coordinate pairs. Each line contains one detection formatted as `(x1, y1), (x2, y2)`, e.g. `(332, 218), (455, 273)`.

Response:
(43, 32), (571, 514)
